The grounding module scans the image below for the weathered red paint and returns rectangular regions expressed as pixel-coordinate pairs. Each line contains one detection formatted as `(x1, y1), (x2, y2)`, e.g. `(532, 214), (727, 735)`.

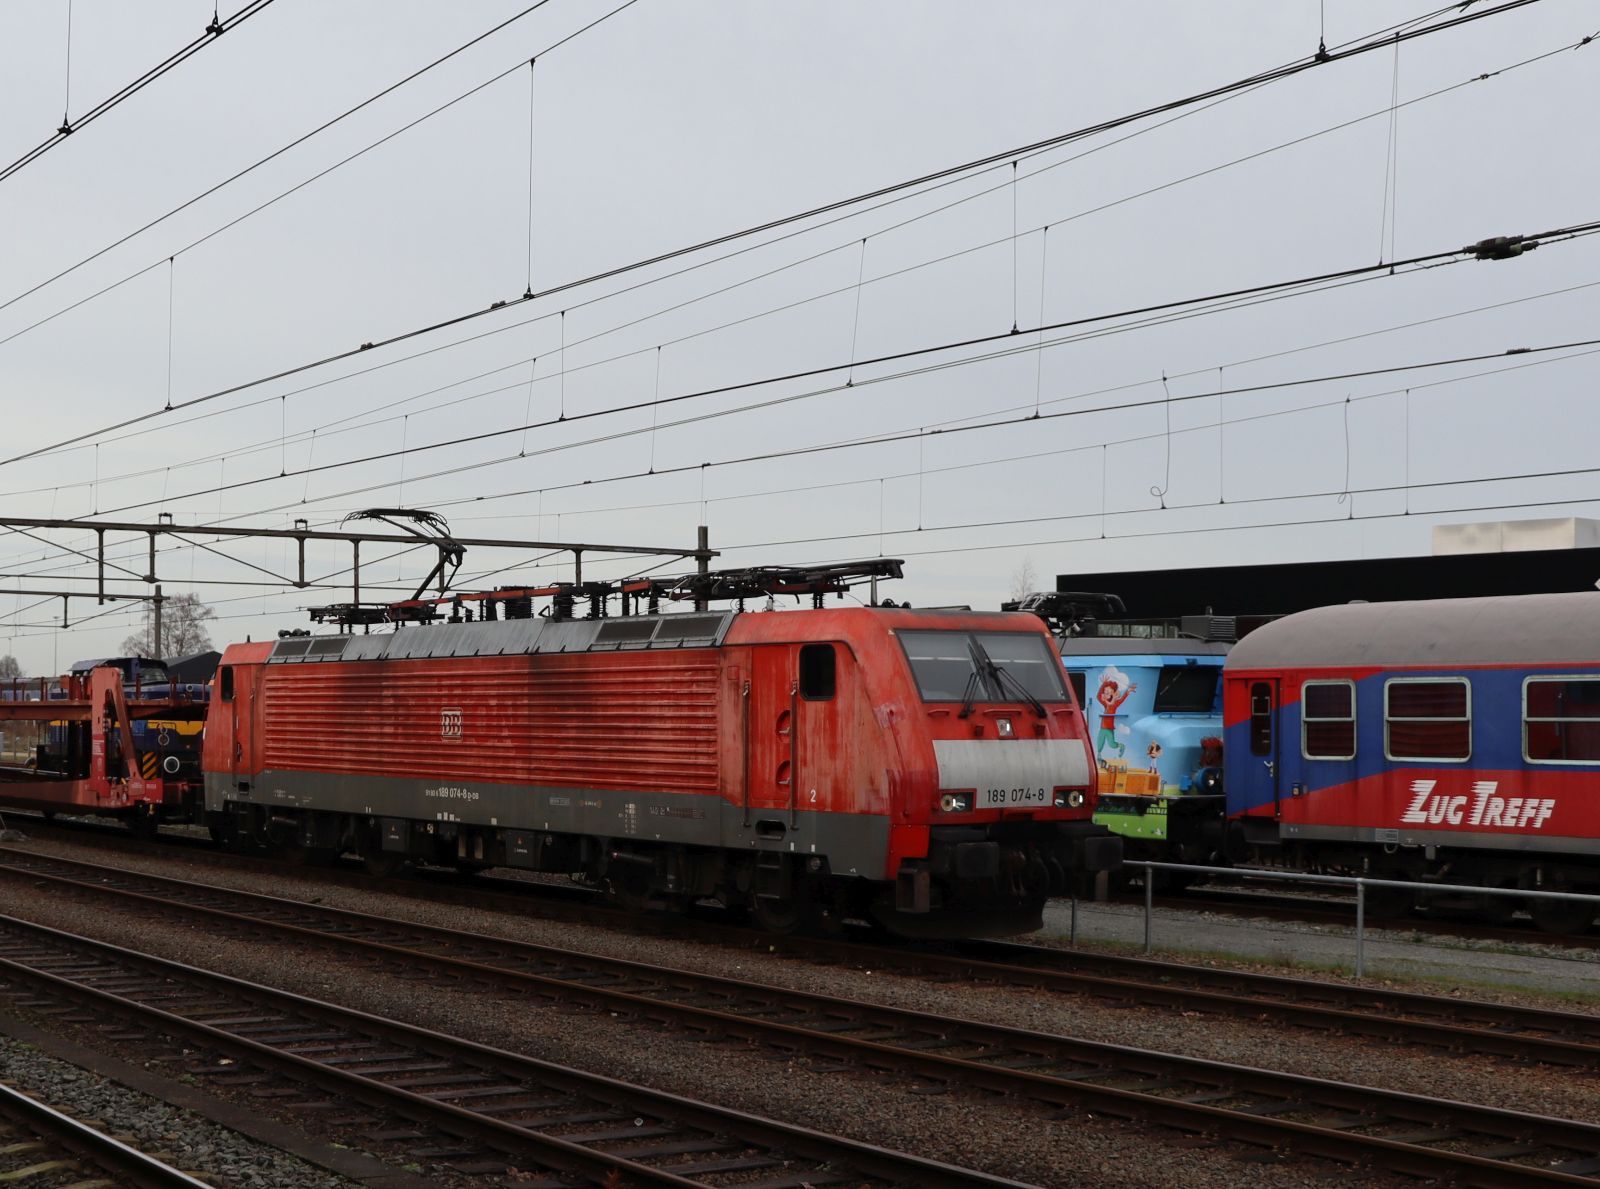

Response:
(212, 608), (1097, 880)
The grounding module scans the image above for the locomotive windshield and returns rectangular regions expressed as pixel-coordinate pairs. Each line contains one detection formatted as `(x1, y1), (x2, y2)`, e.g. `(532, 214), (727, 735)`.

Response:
(1151, 664), (1219, 714)
(899, 630), (1070, 704)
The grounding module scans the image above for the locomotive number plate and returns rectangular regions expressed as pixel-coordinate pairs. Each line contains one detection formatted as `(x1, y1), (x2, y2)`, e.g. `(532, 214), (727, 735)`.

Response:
(979, 786), (1049, 809)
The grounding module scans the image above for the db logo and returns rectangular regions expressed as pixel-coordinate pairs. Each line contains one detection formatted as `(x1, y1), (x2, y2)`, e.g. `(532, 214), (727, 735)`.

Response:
(440, 708), (463, 739)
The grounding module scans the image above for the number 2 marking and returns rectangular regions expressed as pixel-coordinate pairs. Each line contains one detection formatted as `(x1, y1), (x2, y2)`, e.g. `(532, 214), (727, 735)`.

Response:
(808, 788), (818, 804)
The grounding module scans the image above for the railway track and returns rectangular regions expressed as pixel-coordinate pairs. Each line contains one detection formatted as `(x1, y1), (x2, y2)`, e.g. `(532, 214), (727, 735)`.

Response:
(6, 846), (1600, 1068)
(33, 813), (1599, 953)
(0, 1077), (209, 1188)
(5, 849), (1600, 1184)
(0, 912), (1016, 1189)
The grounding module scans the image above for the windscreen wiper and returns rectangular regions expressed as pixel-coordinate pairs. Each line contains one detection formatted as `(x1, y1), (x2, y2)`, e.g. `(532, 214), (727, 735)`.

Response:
(976, 645), (1047, 719)
(956, 667), (982, 720)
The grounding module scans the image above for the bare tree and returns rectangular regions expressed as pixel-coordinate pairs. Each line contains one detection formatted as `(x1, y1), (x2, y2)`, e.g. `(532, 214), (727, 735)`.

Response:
(0, 656), (20, 680)
(1009, 558), (1039, 603)
(121, 592), (217, 659)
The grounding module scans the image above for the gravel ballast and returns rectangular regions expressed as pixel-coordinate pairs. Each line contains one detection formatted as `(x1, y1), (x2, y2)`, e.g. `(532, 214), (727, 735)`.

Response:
(0, 1035), (356, 1189)
(2, 832), (1593, 1187)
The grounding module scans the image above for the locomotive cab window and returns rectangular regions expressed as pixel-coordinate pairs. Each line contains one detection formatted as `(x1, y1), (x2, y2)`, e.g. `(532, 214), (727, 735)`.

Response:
(898, 630), (1068, 703)
(1066, 670), (1087, 708)
(219, 666), (234, 702)
(1301, 680), (1355, 760)
(1385, 678), (1470, 762)
(1154, 665), (1219, 714)
(1524, 676), (1600, 763)
(799, 644), (836, 701)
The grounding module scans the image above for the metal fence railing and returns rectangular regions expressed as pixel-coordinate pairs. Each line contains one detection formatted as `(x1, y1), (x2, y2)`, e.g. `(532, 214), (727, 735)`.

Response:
(1065, 860), (1600, 978)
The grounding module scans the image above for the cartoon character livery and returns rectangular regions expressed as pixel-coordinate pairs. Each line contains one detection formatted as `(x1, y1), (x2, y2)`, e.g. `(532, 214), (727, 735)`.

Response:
(1093, 668), (1136, 758)
(1061, 639), (1229, 863)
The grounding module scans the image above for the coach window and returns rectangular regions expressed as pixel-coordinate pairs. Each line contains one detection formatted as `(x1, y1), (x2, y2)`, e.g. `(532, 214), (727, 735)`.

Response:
(1524, 676), (1600, 763)
(1248, 682), (1273, 756)
(1301, 680), (1355, 760)
(799, 644), (836, 700)
(1385, 677), (1470, 761)
(219, 666), (234, 702)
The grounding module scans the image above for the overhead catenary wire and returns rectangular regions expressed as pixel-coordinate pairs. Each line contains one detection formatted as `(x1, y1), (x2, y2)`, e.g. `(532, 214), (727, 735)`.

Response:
(6, 12), (1590, 634)
(0, 0), (644, 360)
(9, 16), (1587, 624)
(3, 0), (281, 186)
(17, 321), (1564, 598)
(57, 218), (1600, 519)
(21, 268), (1587, 587)
(0, 0), (564, 320)
(0, 0), (1553, 470)
(691, 488), (1600, 579)
(465, 343), (1570, 533)
(433, 337), (1600, 574)
(6, 224), (1592, 588)
(11, 12), (1583, 497)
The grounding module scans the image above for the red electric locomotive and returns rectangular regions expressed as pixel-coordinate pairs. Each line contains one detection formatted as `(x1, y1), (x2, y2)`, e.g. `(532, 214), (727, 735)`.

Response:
(202, 597), (1119, 936)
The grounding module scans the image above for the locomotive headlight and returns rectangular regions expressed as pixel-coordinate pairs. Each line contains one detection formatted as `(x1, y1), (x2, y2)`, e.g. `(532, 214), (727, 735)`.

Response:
(939, 793), (972, 813)
(1054, 790), (1085, 809)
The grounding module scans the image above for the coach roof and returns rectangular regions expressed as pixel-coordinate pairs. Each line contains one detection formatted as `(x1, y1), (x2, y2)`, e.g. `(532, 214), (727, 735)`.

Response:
(1228, 592), (1600, 670)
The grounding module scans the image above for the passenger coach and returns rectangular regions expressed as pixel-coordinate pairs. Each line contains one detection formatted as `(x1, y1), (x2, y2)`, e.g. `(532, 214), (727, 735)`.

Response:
(1224, 592), (1600, 931)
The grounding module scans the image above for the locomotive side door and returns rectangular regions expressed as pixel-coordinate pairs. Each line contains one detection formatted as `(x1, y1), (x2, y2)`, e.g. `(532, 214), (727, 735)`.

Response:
(212, 663), (255, 792)
(745, 645), (797, 833)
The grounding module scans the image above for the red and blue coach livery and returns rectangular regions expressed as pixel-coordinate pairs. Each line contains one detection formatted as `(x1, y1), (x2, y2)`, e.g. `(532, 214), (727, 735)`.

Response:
(203, 604), (1120, 937)
(1223, 592), (1600, 932)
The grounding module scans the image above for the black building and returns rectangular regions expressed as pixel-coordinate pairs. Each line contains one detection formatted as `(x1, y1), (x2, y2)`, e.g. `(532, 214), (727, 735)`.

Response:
(1057, 546), (1600, 619)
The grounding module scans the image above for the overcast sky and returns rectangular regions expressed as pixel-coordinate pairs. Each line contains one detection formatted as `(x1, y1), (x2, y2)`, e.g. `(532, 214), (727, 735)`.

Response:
(0, 0), (1596, 673)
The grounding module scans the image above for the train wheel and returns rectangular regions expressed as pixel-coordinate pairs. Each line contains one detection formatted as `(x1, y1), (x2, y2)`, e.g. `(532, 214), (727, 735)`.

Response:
(129, 811), (160, 841)
(363, 851), (408, 878)
(275, 838), (334, 867)
(1362, 871), (1416, 920)
(1530, 890), (1596, 936)
(607, 867), (654, 914)
(750, 892), (808, 934)
(1479, 882), (1519, 925)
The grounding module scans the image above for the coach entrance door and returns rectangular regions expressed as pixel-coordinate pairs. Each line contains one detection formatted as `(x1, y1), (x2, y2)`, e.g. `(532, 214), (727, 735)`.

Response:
(1245, 678), (1282, 818)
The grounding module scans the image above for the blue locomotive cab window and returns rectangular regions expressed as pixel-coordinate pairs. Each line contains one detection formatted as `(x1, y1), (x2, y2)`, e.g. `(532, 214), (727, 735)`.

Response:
(1385, 678), (1470, 761)
(799, 644), (836, 701)
(1154, 665), (1218, 714)
(1301, 680), (1355, 760)
(1066, 670), (1087, 707)
(1525, 677), (1600, 763)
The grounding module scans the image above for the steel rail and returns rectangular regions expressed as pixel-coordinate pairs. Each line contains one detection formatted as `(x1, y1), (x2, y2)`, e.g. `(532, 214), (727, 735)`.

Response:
(0, 914), (1011, 1188)
(3, 851), (1599, 1184)
(0, 1079), (210, 1188)
(959, 936), (1600, 1056)
(6, 845), (1598, 1067)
